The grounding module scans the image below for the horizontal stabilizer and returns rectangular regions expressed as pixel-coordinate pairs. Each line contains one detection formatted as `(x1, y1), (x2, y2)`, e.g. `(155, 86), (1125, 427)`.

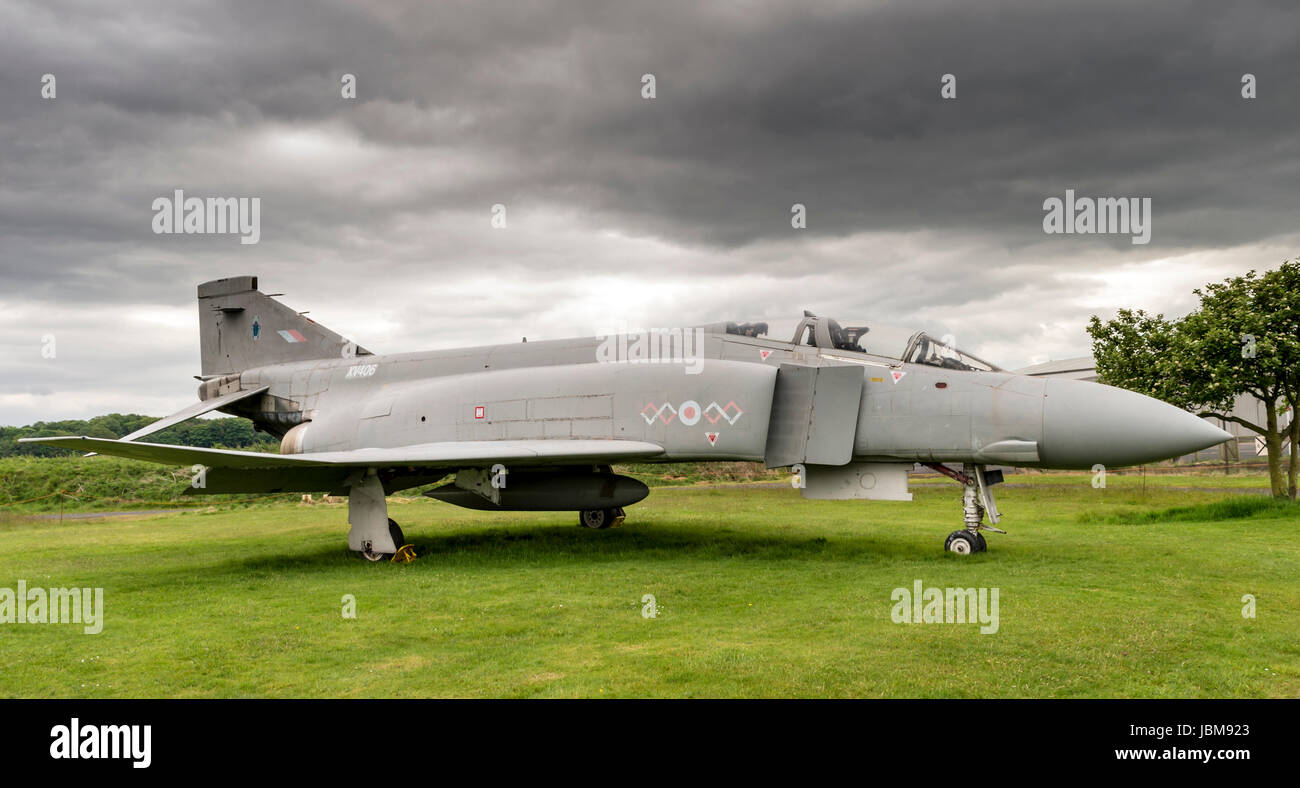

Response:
(117, 386), (272, 444)
(19, 436), (665, 470)
(79, 385), (270, 457)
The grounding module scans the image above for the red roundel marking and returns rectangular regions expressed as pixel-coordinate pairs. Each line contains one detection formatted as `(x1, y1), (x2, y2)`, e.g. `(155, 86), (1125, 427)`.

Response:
(683, 406), (696, 419)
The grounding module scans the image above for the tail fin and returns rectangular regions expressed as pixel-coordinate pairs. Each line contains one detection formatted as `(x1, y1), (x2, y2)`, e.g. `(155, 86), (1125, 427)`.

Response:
(197, 275), (371, 376)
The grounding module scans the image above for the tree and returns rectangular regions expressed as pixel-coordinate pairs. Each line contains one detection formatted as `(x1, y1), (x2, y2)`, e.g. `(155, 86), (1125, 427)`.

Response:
(0, 414), (279, 457)
(1087, 260), (1300, 500)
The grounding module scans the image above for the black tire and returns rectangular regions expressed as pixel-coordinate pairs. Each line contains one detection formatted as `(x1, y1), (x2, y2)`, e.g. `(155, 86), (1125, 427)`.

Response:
(944, 530), (983, 555)
(578, 508), (625, 529)
(579, 509), (611, 529)
(387, 518), (405, 548)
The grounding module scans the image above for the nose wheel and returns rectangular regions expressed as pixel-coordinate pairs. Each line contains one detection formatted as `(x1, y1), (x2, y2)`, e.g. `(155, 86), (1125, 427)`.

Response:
(944, 529), (987, 554)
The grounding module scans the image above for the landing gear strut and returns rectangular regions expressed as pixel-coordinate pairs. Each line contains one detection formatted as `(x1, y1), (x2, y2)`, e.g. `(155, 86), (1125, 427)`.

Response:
(924, 462), (1006, 555)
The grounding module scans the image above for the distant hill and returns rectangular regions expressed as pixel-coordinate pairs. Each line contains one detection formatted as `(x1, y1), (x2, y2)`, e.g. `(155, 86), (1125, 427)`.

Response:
(0, 414), (279, 457)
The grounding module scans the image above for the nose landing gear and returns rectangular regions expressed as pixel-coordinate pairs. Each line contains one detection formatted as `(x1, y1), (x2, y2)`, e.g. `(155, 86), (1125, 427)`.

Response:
(925, 462), (1005, 555)
(943, 529), (986, 555)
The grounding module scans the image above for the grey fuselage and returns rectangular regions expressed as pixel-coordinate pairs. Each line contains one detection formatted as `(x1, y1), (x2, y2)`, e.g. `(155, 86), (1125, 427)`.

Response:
(219, 329), (1226, 472)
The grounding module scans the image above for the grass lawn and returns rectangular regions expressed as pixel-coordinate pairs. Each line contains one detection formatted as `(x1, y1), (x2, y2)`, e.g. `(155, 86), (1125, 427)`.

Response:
(0, 478), (1297, 698)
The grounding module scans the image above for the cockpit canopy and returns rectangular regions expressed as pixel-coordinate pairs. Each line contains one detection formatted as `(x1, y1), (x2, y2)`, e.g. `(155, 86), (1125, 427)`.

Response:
(717, 311), (1003, 372)
(793, 312), (1003, 372)
(898, 331), (1003, 372)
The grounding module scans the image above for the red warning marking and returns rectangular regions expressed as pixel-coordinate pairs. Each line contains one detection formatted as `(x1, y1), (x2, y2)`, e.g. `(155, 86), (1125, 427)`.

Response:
(473, 406), (485, 419)
(705, 432), (719, 445)
(759, 349), (772, 360)
(890, 370), (906, 384)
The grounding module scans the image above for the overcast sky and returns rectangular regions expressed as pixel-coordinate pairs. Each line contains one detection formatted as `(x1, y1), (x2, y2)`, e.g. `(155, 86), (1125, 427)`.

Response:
(3, 0), (1299, 425)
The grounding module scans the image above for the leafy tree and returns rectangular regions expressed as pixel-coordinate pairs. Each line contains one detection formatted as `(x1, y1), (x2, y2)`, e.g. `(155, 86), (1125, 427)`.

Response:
(0, 414), (279, 457)
(1088, 260), (1300, 499)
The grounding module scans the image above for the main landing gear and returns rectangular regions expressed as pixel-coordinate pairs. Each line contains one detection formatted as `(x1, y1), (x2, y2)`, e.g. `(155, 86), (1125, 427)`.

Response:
(578, 507), (626, 529)
(347, 468), (416, 563)
(357, 518), (407, 562)
(924, 462), (1006, 555)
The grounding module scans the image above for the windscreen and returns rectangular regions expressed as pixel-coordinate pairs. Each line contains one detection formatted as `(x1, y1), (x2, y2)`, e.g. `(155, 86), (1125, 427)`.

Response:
(902, 332), (1003, 372)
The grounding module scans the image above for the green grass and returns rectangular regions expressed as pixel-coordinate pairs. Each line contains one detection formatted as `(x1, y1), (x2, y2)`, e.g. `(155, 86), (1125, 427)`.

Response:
(0, 455), (302, 512)
(1, 454), (1272, 513)
(1080, 496), (1298, 524)
(0, 480), (1297, 698)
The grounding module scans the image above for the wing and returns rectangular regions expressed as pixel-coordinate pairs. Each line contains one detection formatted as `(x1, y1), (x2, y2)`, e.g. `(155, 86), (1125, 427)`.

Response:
(18, 436), (665, 468)
(18, 436), (667, 495)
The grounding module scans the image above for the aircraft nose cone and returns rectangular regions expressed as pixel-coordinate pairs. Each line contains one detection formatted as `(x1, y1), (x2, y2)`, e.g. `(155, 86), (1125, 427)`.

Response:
(1040, 378), (1233, 469)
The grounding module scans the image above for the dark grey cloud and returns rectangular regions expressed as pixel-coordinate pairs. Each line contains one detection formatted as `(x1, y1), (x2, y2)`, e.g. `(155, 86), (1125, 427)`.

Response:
(1, 0), (1298, 423)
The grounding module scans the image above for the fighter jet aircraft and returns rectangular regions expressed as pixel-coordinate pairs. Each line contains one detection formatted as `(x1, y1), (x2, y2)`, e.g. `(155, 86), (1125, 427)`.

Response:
(21, 276), (1231, 559)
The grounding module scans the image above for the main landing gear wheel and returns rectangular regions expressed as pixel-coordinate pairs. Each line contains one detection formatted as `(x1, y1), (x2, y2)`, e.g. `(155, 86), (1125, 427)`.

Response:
(944, 530), (987, 555)
(355, 518), (405, 562)
(578, 508), (626, 529)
